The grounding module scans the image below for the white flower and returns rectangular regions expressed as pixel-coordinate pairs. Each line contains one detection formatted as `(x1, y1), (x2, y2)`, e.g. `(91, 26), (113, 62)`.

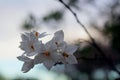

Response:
(51, 30), (78, 64)
(17, 55), (34, 73)
(24, 31), (48, 39)
(18, 30), (78, 72)
(45, 30), (65, 53)
(32, 31), (48, 38)
(57, 42), (78, 64)
(34, 30), (65, 70)
(20, 31), (44, 56)
(51, 30), (64, 45)
(34, 40), (62, 70)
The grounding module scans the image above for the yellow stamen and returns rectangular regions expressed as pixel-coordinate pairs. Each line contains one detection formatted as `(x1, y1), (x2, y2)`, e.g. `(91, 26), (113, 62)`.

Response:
(35, 31), (39, 38)
(63, 52), (69, 58)
(44, 51), (50, 57)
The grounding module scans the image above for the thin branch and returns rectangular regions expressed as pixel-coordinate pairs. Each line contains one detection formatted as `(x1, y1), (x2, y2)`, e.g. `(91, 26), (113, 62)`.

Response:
(58, 0), (120, 75)
(58, 0), (94, 42)
(58, 0), (105, 59)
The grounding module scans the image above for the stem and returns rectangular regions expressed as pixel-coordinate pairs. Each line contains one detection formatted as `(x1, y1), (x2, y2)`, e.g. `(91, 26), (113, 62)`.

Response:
(58, 0), (120, 75)
(58, 0), (94, 42)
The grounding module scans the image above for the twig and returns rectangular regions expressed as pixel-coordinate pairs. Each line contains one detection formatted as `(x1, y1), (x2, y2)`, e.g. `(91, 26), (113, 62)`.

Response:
(58, 0), (103, 58)
(58, 0), (94, 42)
(58, 0), (120, 74)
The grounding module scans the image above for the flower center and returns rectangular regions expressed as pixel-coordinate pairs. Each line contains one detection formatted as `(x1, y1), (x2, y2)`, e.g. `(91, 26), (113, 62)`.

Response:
(30, 45), (34, 51)
(55, 42), (58, 45)
(35, 32), (39, 38)
(44, 51), (50, 57)
(63, 52), (69, 58)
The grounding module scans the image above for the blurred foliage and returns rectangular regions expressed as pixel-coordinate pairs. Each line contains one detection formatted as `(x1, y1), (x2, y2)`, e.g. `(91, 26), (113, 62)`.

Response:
(71, 12), (120, 79)
(42, 0), (79, 23)
(105, 23), (120, 53)
(22, 14), (37, 30)
(43, 11), (63, 22)
(13, 77), (38, 80)
(0, 74), (6, 80)
(0, 74), (38, 80)
(75, 45), (99, 62)
(22, 0), (79, 30)
(105, 14), (120, 53)
(67, 0), (79, 9)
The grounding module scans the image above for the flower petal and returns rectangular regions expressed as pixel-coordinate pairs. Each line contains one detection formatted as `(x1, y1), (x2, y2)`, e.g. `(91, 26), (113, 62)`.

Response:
(57, 41), (67, 52)
(19, 42), (30, 51)
(21, 34), (29, 41)
(45, 40), (57, 51)
(65, 45), (78, 55)
(66, 55), (78, 64)
(34, 54), (46, 64)
(17, 56), (31, 62)
(33, 41), (45, 53)
(39, 32), (48, 38)
(27, 52), (37, 56)
(21, 60), (34, 73)
(43, 60), (54, 70)
(50, 51), (63, 62)
(29, 32), (38, 42)
(52, 30), (64, 43)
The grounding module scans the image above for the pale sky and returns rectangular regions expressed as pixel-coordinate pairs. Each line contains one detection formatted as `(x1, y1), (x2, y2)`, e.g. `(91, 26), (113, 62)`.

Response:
(0, 0), (117, 79)
(0, 0), (83, 60)
(0, 0), (115, 60)
(0, 0), (62, 60)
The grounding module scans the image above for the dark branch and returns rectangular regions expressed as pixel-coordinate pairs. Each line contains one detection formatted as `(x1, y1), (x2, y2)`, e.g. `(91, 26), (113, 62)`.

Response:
(58, 0), (120, 75)
(58, 0), (94, 42)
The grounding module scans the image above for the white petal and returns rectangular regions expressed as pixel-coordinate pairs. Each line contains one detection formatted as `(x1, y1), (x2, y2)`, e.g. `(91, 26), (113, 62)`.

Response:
(65, 45), (78, 55)
(27, 52), (37, 56)
(50, 50), (66, 66)
(43, 60), (54, 70)
(19, 42), (30, 51)
(34, 42), (45, 53)
(34, 54), (46, 64)
(29, 32), (38, 42)
(50, 51), (64, 63)
(25, 32), (30, 37)
(39, 32), (48, 38)
(21, 34), (29, 41)
(32, 31), (47, 38)
(66, 55), (78, 64)
(45, 40), (57, 50)
(17, 56), (31, 62)
(21, 60), (34, 73)
(58, 41), (67, 52)
(53, 30), (64, 43)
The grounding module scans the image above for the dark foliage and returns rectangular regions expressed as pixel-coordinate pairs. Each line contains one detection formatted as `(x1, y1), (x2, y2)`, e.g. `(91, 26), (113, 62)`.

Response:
(43, 11), (63, 22)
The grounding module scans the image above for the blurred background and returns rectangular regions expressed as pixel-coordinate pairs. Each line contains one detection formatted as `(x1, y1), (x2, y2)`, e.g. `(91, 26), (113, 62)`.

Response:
(0, 0), (120, 80)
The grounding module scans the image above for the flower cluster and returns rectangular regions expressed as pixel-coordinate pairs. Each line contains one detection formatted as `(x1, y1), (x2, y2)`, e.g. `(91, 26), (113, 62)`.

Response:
(17, 30), (78, 73)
